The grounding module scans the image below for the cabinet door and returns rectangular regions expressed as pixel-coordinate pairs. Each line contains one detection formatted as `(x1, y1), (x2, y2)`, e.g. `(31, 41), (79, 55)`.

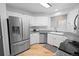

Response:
(52, 35), (67, 47)
(47, 34), (67, 47)
(49, 35), (58, 46)
(47, 34), (55, 45)
(53, 35), (64, 47)
(30, 33), (39, 45)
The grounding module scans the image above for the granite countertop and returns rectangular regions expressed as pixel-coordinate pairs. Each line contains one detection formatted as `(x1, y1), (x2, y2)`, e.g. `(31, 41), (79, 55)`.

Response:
(30, 29), (79, 39)
(30, 29), (65, 35)
(39, 30), (53, 33)
(30, 29), (53, 33)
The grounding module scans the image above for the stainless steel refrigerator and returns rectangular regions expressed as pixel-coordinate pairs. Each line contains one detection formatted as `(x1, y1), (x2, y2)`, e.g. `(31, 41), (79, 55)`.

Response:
(7, 16), (30, 55)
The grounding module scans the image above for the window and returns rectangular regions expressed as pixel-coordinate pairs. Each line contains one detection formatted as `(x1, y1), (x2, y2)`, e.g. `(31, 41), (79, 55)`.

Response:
(50, 15), (67, 31)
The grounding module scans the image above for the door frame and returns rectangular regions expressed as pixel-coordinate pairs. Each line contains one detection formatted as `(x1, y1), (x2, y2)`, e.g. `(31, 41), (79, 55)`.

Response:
(0, 16), (4, 56)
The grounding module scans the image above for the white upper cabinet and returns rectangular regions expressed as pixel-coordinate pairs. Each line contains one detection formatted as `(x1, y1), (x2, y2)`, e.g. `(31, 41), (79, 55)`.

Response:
(35, 17), (49, 26)
(30, 16), (49, 27)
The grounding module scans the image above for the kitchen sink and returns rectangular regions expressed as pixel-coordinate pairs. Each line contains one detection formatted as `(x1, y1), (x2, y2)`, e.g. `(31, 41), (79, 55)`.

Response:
(48, 32), (64, 35)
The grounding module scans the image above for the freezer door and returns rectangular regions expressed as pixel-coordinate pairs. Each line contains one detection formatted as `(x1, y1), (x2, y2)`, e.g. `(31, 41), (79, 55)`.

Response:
(7, 16), (23, 43)
(11, 40), (30, 55)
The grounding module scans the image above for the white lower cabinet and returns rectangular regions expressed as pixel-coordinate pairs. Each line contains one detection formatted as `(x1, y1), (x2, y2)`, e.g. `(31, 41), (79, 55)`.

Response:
(47, 34), (55, 45)
(47, 34), (67, 47)
(30, 32), (39, 45)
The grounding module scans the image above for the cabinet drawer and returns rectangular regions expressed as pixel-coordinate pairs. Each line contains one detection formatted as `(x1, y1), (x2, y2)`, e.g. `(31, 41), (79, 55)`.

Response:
(11, 40), (30, 55)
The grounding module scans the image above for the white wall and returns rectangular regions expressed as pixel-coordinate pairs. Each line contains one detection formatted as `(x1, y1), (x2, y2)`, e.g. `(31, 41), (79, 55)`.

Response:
(76, 10), (79, 34)
(67, 9), (79, 33)
(65, 8), (79, 42)
(0, 3), (10, 56)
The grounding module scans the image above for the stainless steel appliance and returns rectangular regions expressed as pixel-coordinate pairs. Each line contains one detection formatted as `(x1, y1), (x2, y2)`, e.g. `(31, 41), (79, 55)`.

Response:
(40, 33), (47, 44)
(7, 16), (30, 55)
(0, 16), (4, 56)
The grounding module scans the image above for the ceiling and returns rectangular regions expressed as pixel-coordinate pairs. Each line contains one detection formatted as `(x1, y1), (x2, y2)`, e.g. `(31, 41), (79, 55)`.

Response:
(6, 3), (79, 16)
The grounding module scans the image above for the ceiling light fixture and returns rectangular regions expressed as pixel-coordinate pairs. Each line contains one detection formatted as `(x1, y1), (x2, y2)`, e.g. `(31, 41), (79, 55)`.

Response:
(40, 3), (52, 8)
(54, 12), (62, 16)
